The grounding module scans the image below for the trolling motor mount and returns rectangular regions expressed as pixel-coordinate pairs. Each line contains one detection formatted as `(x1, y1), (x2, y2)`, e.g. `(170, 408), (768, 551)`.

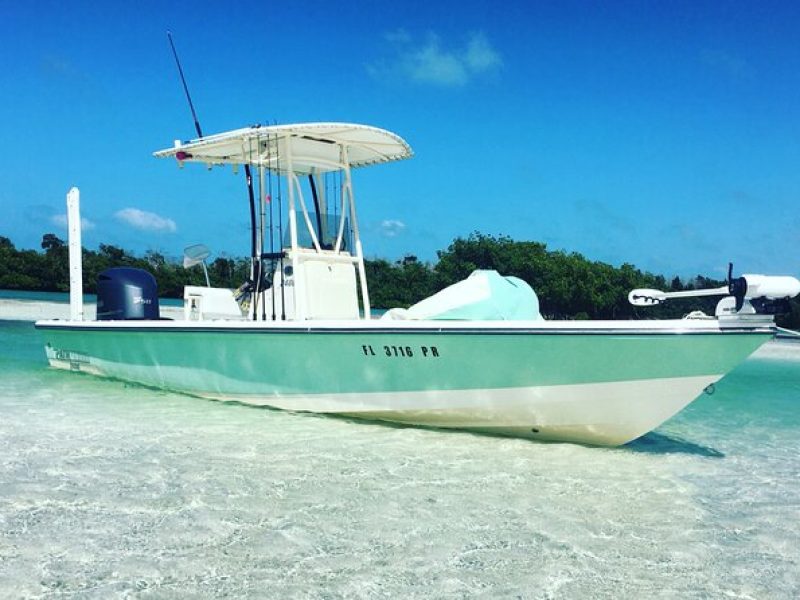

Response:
(727, 263), (748, 312)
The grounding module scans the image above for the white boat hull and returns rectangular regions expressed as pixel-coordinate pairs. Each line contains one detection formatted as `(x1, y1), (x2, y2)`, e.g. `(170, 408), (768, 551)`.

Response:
(194, 375), (717, 445)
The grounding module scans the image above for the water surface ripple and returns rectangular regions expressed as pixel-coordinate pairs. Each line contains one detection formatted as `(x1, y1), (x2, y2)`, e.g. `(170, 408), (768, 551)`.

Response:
(1, 321), (798, 598)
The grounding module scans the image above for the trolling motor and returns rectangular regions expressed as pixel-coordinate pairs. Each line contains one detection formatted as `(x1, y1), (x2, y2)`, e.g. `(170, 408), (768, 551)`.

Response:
(628, 263), (800, 316)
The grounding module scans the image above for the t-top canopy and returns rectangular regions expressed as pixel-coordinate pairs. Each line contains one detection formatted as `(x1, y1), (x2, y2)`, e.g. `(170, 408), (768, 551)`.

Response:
(153, 122), (412, 174)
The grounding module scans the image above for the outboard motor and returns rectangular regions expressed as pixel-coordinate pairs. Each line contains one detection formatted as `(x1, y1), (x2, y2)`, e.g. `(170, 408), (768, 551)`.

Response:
(97, 267), (160, 320)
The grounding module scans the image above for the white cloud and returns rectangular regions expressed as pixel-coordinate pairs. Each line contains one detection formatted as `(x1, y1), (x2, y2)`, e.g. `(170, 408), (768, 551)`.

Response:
(384, 28), (411, 44)
(408, 34), (469, 86)
(465, 33), (503, 72)
(371, 31), (502, 87)
(115, 208), (177, 233)
(701, 49), (754, 80)
(51, 213), (96, 231)
(40, 53), (90, 81)
(380, 219), (406, 237)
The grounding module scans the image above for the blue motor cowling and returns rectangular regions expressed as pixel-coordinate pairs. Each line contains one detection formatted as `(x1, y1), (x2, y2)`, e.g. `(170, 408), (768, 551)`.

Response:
(97, 267), (160, 320)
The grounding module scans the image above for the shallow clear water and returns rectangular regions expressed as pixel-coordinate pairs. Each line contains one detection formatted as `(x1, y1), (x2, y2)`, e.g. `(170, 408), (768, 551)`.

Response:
(0, 290), (183, 307)
(1, 320), (798, 598)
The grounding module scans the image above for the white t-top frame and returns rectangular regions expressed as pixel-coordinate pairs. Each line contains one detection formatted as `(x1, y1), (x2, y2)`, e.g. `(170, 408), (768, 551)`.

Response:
(154, 122), (413, 321)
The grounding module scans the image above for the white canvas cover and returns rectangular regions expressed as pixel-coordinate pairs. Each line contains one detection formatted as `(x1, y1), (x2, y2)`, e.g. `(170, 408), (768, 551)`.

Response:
(382, 270), (542, 321)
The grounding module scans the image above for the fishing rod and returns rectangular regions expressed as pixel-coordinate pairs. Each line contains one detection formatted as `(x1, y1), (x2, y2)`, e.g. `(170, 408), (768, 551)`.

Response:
(267, 131), (276, 321)
(245, 151), (260, 321)
(308, 173), (325, 247)
(166, 31), (260, 319)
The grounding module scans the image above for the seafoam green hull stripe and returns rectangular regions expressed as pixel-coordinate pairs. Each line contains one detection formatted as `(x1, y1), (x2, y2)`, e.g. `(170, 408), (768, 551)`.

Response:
(40, 327), (770, 396)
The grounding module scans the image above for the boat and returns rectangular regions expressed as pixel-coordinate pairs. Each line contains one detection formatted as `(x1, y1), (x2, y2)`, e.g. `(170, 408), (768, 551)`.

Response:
(34, 122), (800, 446)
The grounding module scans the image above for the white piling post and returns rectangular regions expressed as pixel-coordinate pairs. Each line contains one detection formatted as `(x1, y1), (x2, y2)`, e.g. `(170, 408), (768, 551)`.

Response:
(66, 187), (83, 321)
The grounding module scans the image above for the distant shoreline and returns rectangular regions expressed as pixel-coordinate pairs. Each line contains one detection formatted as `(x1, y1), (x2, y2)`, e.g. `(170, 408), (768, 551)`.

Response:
(0, 289), (183, 302)
(0, 292), (183, 322)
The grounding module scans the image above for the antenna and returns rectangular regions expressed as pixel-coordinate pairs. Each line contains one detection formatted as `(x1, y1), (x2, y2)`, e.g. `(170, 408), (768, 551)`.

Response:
(165, 31), (261, 320)
(167, 31), (203, 139)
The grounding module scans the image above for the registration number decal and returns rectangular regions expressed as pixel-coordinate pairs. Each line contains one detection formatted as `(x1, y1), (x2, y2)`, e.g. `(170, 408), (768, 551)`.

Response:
(361, 344), (439, 358)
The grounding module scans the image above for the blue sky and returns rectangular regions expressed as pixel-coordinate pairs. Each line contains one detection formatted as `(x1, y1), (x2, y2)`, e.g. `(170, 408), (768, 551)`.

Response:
(1, 0), (799, 279)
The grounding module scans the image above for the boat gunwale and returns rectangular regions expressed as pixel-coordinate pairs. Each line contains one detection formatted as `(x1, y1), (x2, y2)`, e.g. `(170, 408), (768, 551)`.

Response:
(34, 319), (776, 336)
